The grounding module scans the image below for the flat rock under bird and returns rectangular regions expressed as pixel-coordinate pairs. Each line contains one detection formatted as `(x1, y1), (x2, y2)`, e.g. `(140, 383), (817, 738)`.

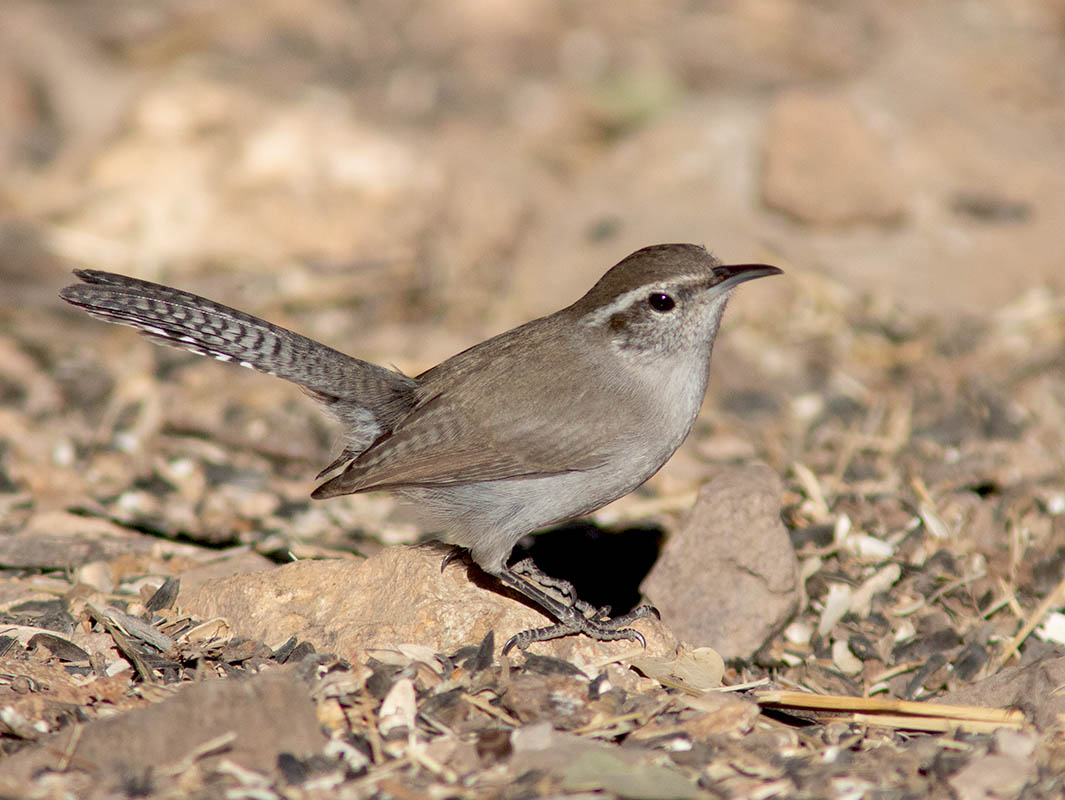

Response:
(60, 244), (781, 652)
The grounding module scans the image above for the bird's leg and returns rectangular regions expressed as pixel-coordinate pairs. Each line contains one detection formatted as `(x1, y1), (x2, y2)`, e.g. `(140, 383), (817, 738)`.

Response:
(441, 550), (608, 620)
(498, 566), (659, 654)
(442, 550), (608, 620)
(508, 558), (608, 618)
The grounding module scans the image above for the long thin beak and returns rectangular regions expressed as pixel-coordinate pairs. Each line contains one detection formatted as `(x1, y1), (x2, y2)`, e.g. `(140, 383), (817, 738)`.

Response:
(714, 263), (784, 291)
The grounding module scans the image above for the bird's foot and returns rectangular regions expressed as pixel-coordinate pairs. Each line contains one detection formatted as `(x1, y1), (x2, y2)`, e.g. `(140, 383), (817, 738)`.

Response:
(498, 565), (659, 654)
(502, 603), (659, 655)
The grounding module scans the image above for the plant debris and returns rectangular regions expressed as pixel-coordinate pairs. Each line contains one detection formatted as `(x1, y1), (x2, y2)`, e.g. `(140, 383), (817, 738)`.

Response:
(3, 1), (1065, 796)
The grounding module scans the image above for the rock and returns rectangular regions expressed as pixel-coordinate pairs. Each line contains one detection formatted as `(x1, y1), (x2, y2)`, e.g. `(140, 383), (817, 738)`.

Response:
(172, 546), (276, 598)
(178, 544), (678, 666)
(0, 665), (325, 791)
(640, 465), (799, 660)
(762, 90), (904, 225)
(934, 656), (1065, 730)
(510, 722), (702, 800)
(948, 752), (1034, 800)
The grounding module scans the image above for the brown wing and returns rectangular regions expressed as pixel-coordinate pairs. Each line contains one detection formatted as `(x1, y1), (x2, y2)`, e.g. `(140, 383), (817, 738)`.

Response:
(311, 319), (638, 497)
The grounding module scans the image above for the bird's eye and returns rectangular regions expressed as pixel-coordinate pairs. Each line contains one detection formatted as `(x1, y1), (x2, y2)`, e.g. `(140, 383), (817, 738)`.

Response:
(647, 292), (675, 312)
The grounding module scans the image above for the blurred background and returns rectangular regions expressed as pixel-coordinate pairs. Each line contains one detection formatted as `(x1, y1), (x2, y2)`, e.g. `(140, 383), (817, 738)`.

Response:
(0, 0), (1062, 556)
(3, 1), (1062, 319)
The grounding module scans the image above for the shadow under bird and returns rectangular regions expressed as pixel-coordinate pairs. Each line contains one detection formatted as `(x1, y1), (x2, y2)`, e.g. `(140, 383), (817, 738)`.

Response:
(60, 244), (781, 652)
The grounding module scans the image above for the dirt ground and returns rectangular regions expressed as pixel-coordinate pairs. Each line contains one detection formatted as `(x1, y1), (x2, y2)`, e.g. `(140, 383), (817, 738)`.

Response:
(1, 1), (1064, 798)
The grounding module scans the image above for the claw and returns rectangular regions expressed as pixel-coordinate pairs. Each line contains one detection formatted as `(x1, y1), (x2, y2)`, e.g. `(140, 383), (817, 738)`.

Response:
(440, 547), (468, 573)
(501, 632), (523, 655)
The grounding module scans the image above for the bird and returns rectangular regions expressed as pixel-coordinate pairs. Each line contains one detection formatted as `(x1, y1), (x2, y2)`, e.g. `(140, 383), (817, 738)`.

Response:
(60, 244), (781, 652)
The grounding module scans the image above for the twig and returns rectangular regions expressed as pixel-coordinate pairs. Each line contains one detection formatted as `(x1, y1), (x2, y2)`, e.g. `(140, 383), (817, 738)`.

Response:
(56, 723), (82, 771)
(997, 571), (1065, 668)
(866, 661), (923, 685)
(755, 690), (1022, 723)
(927, 571), (986, 605)
(850, 712), (1020, 735)
(712, 678), (771, 693)
(162, 731), (238, 776)
(461, 691), (521, 727)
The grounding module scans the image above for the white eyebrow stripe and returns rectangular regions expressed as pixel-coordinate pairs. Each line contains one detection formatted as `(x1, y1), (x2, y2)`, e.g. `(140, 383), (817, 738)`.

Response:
(579, 273), (710, 327)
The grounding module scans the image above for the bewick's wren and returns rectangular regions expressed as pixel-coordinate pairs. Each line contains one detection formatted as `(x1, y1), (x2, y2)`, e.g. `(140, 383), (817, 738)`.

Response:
(60, 244), (780, 652)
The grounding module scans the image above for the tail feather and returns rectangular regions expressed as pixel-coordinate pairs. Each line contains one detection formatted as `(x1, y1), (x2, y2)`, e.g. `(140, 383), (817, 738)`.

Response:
(62, 270), (328, 381)
(60, 269), (417, 458)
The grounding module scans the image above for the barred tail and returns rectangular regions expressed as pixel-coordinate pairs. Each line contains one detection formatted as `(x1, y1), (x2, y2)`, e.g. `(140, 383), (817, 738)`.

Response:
(60, 270), (416, 457)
